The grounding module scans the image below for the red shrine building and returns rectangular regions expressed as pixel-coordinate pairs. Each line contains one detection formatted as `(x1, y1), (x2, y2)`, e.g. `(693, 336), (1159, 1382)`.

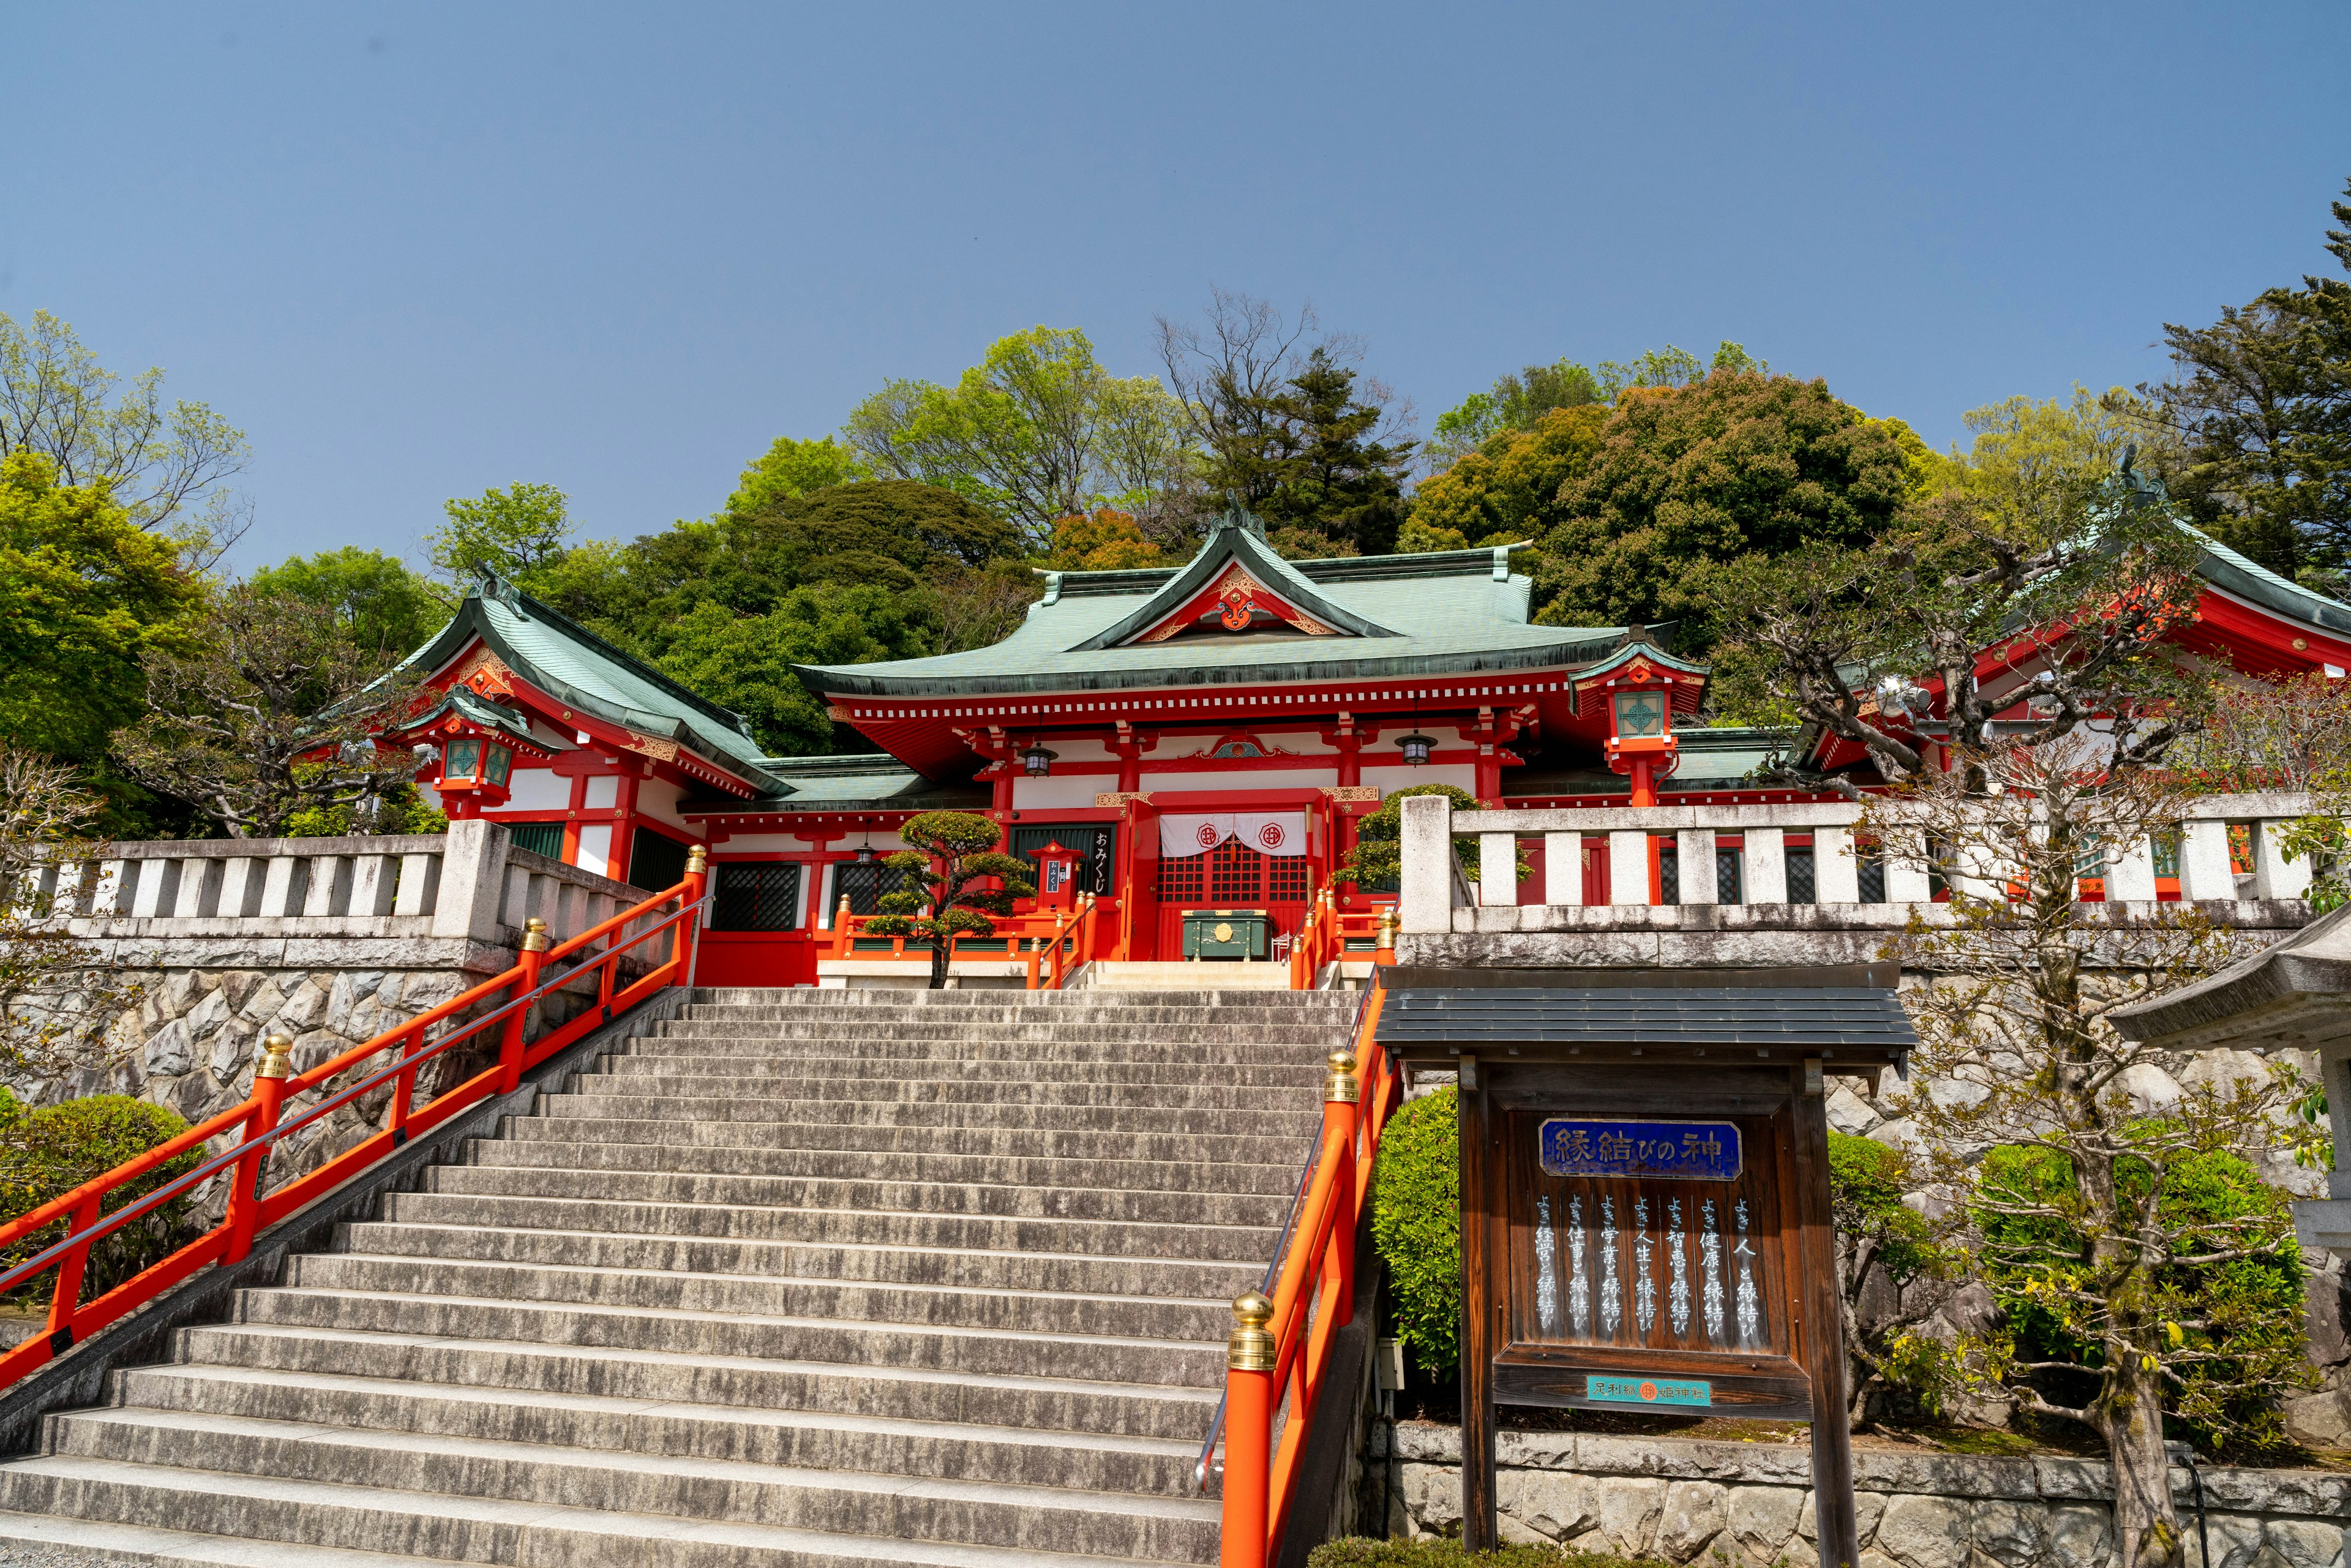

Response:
(387, 508), (2351, 988)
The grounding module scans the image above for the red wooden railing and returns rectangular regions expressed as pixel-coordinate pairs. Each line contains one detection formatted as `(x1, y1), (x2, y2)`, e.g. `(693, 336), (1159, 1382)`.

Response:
(1287, 893), (1396, 989)
(1205, 978), (1400, 1566)
(820, 893), (1112, 989)
(0, 858), (710, 1394)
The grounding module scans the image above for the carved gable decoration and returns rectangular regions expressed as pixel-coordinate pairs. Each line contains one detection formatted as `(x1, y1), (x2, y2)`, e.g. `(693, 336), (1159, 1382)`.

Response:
(446, 647), (519, 699)
(1172, 730), (1297, 762)
(1130, 563), (1338, 643)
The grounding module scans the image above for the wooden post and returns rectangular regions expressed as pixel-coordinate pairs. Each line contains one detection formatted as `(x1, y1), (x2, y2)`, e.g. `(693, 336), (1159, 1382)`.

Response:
(1221, 1292), (1276, 1568)
(1457, 1052), (1498, 1550)
(1795, 1057), (1861, 1568)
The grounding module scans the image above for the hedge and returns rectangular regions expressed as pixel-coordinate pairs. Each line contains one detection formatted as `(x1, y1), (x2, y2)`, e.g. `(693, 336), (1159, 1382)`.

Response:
(0, 1095), (203, 1309)
(1372, 1084), (1460, 1376)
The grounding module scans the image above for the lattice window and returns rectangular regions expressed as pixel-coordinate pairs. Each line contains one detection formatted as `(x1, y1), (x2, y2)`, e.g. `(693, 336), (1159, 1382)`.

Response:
(1267, 857), (1310, 902)
(1655, 839), (1680, 905)
(1155, 855), (1204, 902)
(1785, 847), (1817, 904)
(835, 860), (915, 917)
(1208, 839), (1263, 902)
(713, 863), (801, 932)
(1856, 846), (1887, 904)
(1714, 847), (1742, 906)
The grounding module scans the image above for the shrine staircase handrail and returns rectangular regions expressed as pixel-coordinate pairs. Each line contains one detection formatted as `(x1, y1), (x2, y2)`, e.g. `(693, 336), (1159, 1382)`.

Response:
(0, 866), (710, 1394)
(1194, 972), (1399, 1556)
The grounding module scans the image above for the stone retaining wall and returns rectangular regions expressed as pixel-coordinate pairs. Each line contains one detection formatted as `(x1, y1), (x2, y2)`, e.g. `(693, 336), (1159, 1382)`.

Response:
(1371, 1427), (2349, 1568)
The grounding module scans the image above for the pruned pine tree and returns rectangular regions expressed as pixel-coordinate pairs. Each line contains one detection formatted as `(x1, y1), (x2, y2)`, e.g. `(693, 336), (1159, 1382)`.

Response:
(863, 811), (1036, 990)
(1864, 750), (2322, 1568)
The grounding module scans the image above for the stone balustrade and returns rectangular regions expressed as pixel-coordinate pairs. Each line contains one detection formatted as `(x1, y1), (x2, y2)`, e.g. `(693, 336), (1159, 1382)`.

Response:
(1393, 793), (2322, 967)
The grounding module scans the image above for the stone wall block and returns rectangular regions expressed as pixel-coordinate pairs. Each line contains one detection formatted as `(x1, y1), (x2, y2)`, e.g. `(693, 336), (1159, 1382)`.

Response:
(2261, 1520), (2347, 1568)
(237, 978), (287, 1024)
(2198, 1512), (2273, 1568)
(1727, 1483), (1805, 1562)
(1799, 1486), (1887, 1546)
(1877, 1494), (1973, 1568)
(1972, 1499), (2050, 1567)
(290, 1029), (345, 1076)
(2041, 1504), (2113, 1568)
(1594, 1476), (1667, 1556)
(162, 971), (200, 1014)
(1655, 1480), (1730, 1559)
(205, 1018), (258, 1082)
(398, 972), (466, 1013)
(143, 1019), (193, 1077)
(275, 981), (328, 1033)
(1398, 1462), (1459, 1537)
(183, 989), (232, 1043)
(1506, 1469), (1597, 1542)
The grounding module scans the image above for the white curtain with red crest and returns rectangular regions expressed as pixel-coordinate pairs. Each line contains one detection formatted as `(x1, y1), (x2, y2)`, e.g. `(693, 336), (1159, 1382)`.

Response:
(1157, 812), (1307, 858)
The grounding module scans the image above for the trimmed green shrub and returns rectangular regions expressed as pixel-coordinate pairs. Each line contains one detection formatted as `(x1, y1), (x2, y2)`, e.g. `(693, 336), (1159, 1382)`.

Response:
(0, 1096), (203, 1309)
(1310, 1537), (1676, 1567)
(1373, 1085), (1460, 1375)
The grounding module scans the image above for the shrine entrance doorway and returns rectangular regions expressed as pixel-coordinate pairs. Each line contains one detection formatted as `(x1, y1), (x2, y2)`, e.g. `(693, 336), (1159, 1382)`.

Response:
(1151, 835), (1314, 961)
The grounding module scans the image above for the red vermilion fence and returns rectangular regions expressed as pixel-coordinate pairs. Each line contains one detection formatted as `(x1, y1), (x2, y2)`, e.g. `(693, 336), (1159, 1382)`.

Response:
(819, 893), (1111, 989)
(1207, 978), (1400, 1567)
(0, 860), (710, 1394)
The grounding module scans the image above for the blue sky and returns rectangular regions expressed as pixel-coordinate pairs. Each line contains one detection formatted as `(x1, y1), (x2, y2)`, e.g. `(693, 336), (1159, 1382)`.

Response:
(8, 3), (2347, 574)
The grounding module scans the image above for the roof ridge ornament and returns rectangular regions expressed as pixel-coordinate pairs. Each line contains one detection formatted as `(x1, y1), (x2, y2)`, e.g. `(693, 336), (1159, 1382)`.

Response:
(1215, 498), (1267, 541)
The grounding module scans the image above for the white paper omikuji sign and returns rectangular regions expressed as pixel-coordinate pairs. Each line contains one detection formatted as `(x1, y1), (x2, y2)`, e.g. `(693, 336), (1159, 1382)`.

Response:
(1158, 812), (1308, 858)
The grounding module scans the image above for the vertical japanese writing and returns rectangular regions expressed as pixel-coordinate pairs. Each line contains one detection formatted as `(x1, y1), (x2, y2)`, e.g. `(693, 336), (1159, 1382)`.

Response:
(1599, 1196), (1621, 1337)
(1567, 1196), (1589, 1338)
(1666, 1198), (1690, 1336)
(1733, 1198), (1761, 1345)
(1700, 1198), (1727, 1345)
(1535, 1195), (1559, 1337)
(1632, 1198), (1656, 1335)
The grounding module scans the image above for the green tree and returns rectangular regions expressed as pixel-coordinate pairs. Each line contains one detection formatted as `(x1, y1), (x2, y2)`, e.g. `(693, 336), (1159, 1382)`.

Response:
(428, 482), (572, 588)
(0, 310), (252, 564)
(1044, 509), (1166, 571)
(1538, 371), (1912, 649)
(1827, 1131), (1955, 1427)
(863, 811), (1036, 989)
(1247, 348), (1417, 555)
(0, 452), (201, 779)
(2134, 176), (2351, 580)
(1370, 1084), (1461, 1376)
(722, 434), (874, 522)
(844, 328), (1190, 549)
(248, 547), (452, 658)
(1428, 359), (1607, 472)
(1410, 405), (1609, 555)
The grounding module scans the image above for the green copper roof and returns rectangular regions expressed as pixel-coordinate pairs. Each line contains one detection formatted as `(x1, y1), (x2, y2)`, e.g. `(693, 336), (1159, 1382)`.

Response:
(797, 530), (1620, 699)
(1065, 512), (1398, 647)
(401, 686), (557, 753)
(402, 578), (785, 792)
(682, 753), (987, 814)
(2184, 525), (2351, 637)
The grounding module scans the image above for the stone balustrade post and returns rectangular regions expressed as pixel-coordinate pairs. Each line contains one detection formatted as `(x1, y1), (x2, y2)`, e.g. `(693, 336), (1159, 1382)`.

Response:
(1397, 794), (1453, 934)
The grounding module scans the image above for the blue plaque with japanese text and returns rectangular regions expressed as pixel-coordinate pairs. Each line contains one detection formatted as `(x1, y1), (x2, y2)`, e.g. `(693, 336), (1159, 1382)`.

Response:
(1538, 1119), (1741, 1182)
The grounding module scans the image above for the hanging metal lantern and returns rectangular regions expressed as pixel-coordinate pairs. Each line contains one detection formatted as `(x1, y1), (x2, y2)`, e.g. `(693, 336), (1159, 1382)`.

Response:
(1022, 743), (1057, 778)
(1396, 732), (1436, 767)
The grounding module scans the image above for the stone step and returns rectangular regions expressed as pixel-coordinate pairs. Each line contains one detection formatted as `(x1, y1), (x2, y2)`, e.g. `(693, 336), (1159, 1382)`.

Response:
(606, 1051), (1328, 1083)
(650, 1021), (1344, 1046)
(538, 1092), (1319, 1136)
(235, 1288), (1226, 1388)
(337, 1220), (1264, 1298)
(555, 1076), (1320, 1111)
(0, 1507), (459, 1567)
(0, 1454), (1193, 1567)
(174, 1324), (1218, 1440)
(685, 988), (1350, 1008)
(381, 1190), (1282, 1262)
(427, 1161), (1291, 1229)
(464, 1136), (1305, 1196)
(1081, 964), (1300, 992)
(498, 1113), (1313, 1168)
(108, 1365), (1209, 1496)
(282, 1253), (1232, 1341)
(40, 1408), (1221, 1562)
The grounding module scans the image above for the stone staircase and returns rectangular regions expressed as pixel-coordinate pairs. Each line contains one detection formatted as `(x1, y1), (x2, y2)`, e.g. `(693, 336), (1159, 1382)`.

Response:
(0, 986), (1358, 1567)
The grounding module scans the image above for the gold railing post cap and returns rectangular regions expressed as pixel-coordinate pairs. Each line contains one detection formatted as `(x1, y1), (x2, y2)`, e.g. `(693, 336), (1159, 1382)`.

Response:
(521, 915), (550, 953)
(1325, 1049), (1361, 1103)
(1228, 1291), (1277, 1371)
(686, 844), (708, 872)
(257, 1033), (295, 1081)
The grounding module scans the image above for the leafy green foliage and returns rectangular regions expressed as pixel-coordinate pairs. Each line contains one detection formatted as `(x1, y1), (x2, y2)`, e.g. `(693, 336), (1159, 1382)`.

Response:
(283, 781), (447, 838)
(722, 434), (874, 522)
(247, 546), (451, 659)
(1971, 1136), (2309, 1458)
(1044, 508), (1166, 571)
(1371, 1085), (1460, 1375)
(428, 482), (573, 589)
(844, 327), (1189, 550)
(0, 1096), (201, 1308)
(864, 811), (1038, 989)
(1310, 1540), (1674, 1568)
(0, 452), (202, 786)
(1332, 785), (1527, 894)
(1537, 372), (1911, 650)
(1828, 1130), (1955, 1416)
(1411, 405), (1608, 561)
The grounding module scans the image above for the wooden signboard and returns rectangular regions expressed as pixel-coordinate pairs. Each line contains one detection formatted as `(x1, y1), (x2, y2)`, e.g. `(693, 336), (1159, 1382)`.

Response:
(1376, 966), (1915, 1568)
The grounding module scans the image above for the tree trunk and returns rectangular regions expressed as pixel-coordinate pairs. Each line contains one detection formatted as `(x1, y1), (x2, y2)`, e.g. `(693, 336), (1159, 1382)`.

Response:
(2101, 1359), (2184, 1568)
(928, 939), (948, 990)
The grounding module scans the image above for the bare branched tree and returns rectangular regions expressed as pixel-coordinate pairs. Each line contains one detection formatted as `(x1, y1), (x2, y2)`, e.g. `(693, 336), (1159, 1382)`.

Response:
(1153, 287), (1318, 511)
(112, 587), (428, 839)
(1870, 749), (2320, 1568)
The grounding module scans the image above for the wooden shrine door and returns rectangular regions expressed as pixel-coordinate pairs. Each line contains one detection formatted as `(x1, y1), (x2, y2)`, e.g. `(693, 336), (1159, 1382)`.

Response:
(1151, 836), (1314, 959)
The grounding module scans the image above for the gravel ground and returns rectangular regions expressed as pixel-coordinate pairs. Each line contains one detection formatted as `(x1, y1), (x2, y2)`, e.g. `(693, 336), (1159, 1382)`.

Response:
(0, 1547), (130, 1566)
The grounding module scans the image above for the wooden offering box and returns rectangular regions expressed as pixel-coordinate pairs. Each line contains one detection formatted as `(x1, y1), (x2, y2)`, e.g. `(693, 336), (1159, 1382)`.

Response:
(1376, 965), (1915, 1568)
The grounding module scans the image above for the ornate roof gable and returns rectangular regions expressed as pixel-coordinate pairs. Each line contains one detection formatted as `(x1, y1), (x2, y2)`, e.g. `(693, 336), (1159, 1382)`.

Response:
(1066, 506), (1398, 651)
